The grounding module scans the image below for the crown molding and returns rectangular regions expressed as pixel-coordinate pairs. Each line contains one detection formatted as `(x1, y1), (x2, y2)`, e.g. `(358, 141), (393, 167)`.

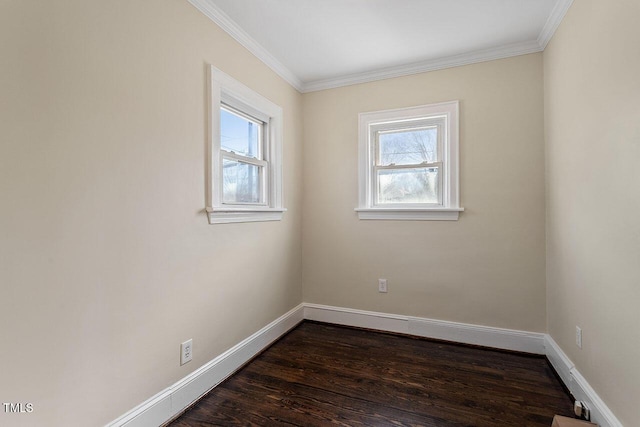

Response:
(189, 0), (574, 94)
(187, 0), (304, 92)
(301, 40), (543, 93)
(538, 0), (574, 49)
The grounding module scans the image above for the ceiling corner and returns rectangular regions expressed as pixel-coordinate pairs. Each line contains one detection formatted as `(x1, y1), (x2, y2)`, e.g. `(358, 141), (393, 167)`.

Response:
(537, 0), (575, 49)
(188, 0), (304, 92)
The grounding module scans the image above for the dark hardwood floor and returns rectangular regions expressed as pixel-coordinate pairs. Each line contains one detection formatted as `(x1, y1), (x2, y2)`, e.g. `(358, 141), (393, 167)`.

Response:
(169, 321), (574, 426)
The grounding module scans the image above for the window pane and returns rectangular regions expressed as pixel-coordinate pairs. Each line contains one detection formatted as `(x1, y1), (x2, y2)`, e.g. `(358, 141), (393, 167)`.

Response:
(223, 159), (261, 203)
(377, 167), (439, 204)
(220, 107), (261, 158)
(378, 127), (437, 165)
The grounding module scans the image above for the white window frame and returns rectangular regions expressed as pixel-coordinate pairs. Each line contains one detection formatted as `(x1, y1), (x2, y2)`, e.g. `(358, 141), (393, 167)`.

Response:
(206, 66), (285, 224)
(356, 101), (463, 221)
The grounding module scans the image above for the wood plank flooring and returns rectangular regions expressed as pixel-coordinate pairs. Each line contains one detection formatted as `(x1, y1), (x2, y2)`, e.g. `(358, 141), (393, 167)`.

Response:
(169, 321), (574, 426)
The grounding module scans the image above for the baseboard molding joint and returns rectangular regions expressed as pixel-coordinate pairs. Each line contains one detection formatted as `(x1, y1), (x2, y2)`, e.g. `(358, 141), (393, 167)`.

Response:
(304, 303), (545, 354)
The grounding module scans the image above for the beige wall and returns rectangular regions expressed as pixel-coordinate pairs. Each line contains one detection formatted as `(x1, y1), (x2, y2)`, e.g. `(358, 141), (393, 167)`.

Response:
(302, 54), (546, 332)
(0, 1), (302, 425)
(544, 1), (640, 425)
(3, 0), (636, 425)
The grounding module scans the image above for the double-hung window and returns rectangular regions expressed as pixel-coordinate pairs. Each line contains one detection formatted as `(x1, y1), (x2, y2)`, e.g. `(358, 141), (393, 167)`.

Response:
(220, 105), (266, 205)
(206, 66), (285, 224)
(356, 101), (463, 220)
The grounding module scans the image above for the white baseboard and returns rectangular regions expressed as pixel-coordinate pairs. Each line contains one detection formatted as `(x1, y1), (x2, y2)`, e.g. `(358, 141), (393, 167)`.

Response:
(107, 303), (622, 427)
(544, 335), (623, 427)
(303, 303), (546, 354)
(106, 304), (305, 427)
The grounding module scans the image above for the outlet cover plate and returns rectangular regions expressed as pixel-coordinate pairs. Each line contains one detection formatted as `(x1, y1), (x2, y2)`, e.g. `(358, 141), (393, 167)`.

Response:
(181, 339), (193, 365)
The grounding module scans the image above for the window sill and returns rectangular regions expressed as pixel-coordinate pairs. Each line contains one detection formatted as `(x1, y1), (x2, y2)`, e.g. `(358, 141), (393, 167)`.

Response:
(206, 207), (286, 224)
(355, 207), (464, 221)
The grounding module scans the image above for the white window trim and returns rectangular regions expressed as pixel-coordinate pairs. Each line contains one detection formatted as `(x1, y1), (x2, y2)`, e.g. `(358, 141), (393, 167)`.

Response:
(356, 101), (463, 221)
(206, 66), (285, 224)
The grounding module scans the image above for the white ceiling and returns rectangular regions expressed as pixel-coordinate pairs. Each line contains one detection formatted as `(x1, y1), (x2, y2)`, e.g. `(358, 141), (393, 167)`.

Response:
(189, 0), (573, 92)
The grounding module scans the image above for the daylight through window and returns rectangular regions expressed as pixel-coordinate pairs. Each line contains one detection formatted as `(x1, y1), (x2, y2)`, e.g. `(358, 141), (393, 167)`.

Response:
(206, 66), (285, 224)
(357, 101), (463, 220)
(220, 105), (265, 205)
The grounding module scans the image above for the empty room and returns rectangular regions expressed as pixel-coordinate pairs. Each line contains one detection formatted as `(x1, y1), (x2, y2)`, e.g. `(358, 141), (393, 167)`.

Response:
(1, 1), (638, 426)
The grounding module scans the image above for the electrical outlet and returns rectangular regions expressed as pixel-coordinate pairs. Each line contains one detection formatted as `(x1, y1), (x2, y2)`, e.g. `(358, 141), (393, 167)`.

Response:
(574, 400), (591, 420)
(575, 326), (582, 349)
(181, 339), (193, 365)
(378, 278), (388, 293)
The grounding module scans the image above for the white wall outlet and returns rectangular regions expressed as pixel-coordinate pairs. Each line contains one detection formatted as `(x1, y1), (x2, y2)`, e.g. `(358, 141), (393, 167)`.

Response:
(574, 400), (591, 420)
(181, 339), (193, 365)
(575, 326), (582, 349)
(378, 278), (388, 293)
